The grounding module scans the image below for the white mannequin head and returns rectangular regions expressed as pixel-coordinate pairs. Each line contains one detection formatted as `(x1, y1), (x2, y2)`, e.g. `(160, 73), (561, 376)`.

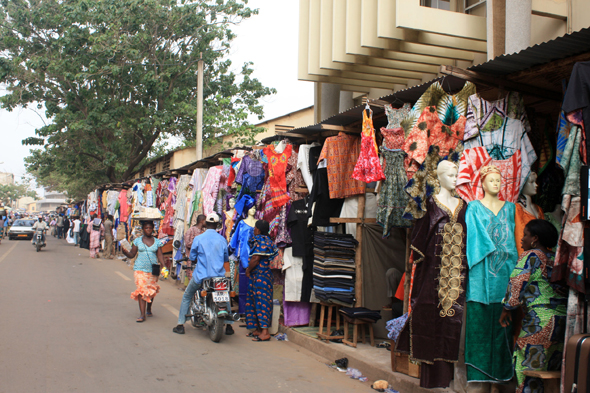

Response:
(248, 206), (256, 217)
(228, 198), (236, 210)
(482, 173), (502, 196)
(437, 161), (458, 191)
(522, 173), (538, 197)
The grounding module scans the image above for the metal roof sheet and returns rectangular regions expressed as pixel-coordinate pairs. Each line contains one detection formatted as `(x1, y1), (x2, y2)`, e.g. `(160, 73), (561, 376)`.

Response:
(468, 27), (590, 76)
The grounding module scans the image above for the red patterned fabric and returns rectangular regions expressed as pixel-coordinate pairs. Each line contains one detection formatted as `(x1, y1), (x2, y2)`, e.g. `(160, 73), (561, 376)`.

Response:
(381, 127), (412, 179)
(456, 146), (522, 203)
(318, 132), (364, 199)
(353, 109), (386, 183)
(263, 144), (292, 208)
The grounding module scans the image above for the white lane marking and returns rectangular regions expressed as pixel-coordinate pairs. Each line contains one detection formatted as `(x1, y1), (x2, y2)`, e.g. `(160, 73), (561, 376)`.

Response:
(0, 242), (18, 263)
(162, 303), (180, 317)
(115, 271), (132, 281)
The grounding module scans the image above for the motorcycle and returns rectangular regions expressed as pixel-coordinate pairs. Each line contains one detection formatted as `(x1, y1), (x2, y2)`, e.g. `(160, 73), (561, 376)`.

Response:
(183, 265), (240, 342)
(33, 229), (46, 252)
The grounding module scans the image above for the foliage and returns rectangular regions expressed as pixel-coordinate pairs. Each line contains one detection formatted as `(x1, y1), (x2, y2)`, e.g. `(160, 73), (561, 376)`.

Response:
(0, 0), (275, 196)
(0, 183), (38, 205)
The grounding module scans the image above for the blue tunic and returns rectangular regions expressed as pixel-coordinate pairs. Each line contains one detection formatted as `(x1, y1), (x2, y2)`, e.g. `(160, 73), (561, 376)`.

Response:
(229, 220), (255, 269)
(465, 200), (519, 304)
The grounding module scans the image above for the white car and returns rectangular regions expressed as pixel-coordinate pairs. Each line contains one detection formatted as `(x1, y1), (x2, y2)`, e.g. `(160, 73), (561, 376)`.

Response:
(8, 219), (36, 240)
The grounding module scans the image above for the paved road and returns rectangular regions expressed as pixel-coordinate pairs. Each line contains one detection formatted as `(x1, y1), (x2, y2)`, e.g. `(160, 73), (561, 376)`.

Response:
(0, 237), (369, 393)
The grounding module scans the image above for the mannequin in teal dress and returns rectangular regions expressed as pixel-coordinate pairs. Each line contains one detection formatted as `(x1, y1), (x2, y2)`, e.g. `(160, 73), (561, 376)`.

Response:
(465, 165), (519, 388)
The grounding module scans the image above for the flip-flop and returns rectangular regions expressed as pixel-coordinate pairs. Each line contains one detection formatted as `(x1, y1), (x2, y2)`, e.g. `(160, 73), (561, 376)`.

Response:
(252, 336), (270, 342)
(146, 312), (153, 317)
(136, 317), (145, 323)
(246, 332), (257, 337)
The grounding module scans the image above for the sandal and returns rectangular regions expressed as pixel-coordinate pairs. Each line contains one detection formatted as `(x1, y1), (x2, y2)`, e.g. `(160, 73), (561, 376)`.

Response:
(146, 312), (153, 317)
(252, 336), (270, 342)
(136, 317), (145, 323)
(246, 332), (256, 337)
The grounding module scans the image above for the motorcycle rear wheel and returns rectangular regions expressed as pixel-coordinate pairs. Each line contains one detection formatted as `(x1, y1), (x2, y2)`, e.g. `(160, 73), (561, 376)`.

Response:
(208, 311), (224, 343)
(36, 243), (41, 252)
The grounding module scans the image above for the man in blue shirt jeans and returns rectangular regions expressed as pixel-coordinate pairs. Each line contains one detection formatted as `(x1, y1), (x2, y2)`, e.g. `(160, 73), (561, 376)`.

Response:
(173, 212), (232, 335)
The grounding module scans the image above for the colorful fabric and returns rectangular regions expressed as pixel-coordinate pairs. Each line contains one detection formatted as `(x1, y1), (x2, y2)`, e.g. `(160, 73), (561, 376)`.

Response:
(353, 109), (385, 183)
(318, 132), (365, 199)
(401, 81), (475, 132)
(229, 220), (255, 269)
(385, 103), (412, 131)
(464, 118), (537, 194)
(245, 234), (278, 330)
(130, 270), (160, 303)
(503, 250), (567, 393)
(403, 106), (465, 173)
(263, 144), (292, 208)
(553, 195), (585, 293)
(286, 147), (307, 202)
(88, 223), (104, 258)
(456, 146), (523, 203)
(464, 91), (531, 141)
(201, 166), (223, 216)
(514, 203), (545, 256)
(223, 209), (235, 243)
(557, 120), (582, 196)
(132, 236), (163, 273)
(403, 144), (463, 220)
(377, 147), (412, 234)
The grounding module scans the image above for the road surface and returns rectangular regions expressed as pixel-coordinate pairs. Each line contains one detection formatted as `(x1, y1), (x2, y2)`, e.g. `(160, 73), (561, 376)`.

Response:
(0, 236), (370, 393)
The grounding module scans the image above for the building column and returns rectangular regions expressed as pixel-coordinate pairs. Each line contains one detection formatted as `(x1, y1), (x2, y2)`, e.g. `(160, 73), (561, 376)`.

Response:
(486, 0), (506, 60)
(339, 91), (354, 113)
(505, 0), (531, 55)
(314, 82), (341, 123)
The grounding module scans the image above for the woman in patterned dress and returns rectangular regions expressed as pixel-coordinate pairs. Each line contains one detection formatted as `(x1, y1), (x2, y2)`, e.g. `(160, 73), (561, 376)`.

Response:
(245, 220), (278, 342)
(500, 219), (567, 393)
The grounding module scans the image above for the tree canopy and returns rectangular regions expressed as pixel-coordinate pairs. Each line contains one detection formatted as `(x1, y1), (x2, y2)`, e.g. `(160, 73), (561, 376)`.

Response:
(0, 183), (38, 205)
(0, 0), (275, 199)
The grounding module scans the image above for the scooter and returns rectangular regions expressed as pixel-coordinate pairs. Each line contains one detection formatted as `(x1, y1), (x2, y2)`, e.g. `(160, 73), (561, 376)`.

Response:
(33, 229), (46, 252)
(183, 265), (240, 342)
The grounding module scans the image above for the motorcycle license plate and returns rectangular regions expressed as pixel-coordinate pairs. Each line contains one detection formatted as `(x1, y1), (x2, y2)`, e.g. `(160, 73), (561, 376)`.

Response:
(212, 291), (229, 303)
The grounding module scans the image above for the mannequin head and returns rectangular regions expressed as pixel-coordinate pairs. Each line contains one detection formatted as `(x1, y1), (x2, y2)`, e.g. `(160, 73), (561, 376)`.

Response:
(522, 173), (538, 197)
(248, 206), (256, 217)
(437, 161), (458, 191)
(481, 165), (502, 197)
(228, 198), (236, 210)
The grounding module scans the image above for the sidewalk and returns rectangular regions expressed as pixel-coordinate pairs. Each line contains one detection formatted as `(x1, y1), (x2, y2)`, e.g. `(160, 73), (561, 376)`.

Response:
(279, 325), (454, 393)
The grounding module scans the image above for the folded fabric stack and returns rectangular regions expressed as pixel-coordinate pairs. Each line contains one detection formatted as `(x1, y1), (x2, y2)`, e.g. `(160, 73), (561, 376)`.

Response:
(339, 307), (382, 322)
(313, 232), (358, 305)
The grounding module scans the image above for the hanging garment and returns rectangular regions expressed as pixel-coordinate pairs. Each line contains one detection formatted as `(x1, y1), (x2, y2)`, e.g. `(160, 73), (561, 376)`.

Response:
(377, 147), (411, 235)
(201, 166), (223, 216)
(297, 143), (321, 192)
(352, 109), (385, 183)
(401, 81), (475, 132)
(562, 61), (590, 158)
(557, 118), (582, 196)
(339, 194), (378, 239)
(318, 132), (365, 199)
(403, 106), (466, 178)
(464, 91), (531, 141)
(514, 203), (545, 256)
(283, 247), (304, 302)
(118, 190), (130, 222)
(229, 220), (255, 270)
(263, 144), (293, 208)
(381, 127), (412, 179)
(286, 147), (307, 202)
(385, 102), (412, 131)
(456, 146), (523, 203)
(396, 197), (468, 389)
(503, 250), (567, 393)
(464, 200), (518, 383)
(403, 144), (464, 221)
(464, 117), (536, 194)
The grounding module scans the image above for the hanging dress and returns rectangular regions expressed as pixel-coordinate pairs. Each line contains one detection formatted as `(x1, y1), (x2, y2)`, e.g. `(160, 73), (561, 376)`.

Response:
(263, 144), (292, 208)
(352, 108), (385, 183)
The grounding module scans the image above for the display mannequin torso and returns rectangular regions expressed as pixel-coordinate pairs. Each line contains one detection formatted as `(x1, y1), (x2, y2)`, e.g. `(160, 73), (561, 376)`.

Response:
(244, 206), (256, 227)
(480, 173), (505, 216)
(520, 173), (540, 218)
(434, 161), (460, 212)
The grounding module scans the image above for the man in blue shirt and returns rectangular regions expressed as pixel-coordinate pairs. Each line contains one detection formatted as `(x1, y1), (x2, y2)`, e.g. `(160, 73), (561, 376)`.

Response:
(173, 212), (230, 335)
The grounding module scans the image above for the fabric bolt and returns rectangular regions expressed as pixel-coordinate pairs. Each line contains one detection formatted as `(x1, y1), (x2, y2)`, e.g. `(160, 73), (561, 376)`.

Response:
(318, 132), (365, 199)
(229, 220), (255, 270)
(503, 250), (567, 393)
(132, 237), (163, 273)
(514, 203), (545, 256)
(396, 197), (468, 389)
(377, 147), (412, 234)
(456, 146), (523, 203)
(130, 270), (160, 303)
(464, 91), (531, 141)
(552, 195), (585, 292)
(352, 109), (386, 183)
(283, 301), (311, 327)
(400, 81), (475, 133)
(263, 144), (293, 208)
(403, 106), (466, 176)
(385, 103), (412, 130)
(403, 144), (464, 221)
(245, 234), (278, 330)
(464, 117), (536, 194)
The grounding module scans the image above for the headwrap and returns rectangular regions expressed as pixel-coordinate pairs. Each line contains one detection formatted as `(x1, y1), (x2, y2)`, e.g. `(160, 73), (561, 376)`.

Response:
(480, 165), (502, 182)
(234, 194), (255, 216)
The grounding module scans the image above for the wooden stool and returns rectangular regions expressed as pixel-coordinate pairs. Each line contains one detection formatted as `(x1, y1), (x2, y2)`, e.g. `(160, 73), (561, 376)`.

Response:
(316, 302), (343, 342)
(522, 370), (560, 393)
(340, 314), (375, 348)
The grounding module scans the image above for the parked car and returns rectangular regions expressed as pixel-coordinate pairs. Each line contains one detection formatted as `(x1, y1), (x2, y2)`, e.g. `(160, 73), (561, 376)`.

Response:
(8, 219), (36, 240)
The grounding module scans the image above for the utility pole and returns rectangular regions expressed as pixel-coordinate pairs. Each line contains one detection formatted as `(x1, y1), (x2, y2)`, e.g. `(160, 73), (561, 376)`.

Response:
(196, 52), (204, 160)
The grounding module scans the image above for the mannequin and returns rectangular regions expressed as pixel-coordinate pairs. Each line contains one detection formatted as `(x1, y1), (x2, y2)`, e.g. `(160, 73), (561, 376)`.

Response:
(244, 206), (256, 228)
(275, 140), (287, 154)
(223, 198), (237, 242)
(515, 173), (545, 255)
(396, 159), (468, 389)
(435, 161), (460, 212)
(464, 165), (518, 389)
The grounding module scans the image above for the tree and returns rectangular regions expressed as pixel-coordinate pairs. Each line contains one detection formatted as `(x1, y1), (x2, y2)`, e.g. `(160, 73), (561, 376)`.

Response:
(0, 0), (275, 196)
(0, 183), (38, 205)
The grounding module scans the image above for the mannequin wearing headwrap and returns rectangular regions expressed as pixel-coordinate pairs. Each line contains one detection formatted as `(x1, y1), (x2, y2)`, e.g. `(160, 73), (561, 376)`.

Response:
(229, 204), (257, 313)
(464, 165), (518, 386)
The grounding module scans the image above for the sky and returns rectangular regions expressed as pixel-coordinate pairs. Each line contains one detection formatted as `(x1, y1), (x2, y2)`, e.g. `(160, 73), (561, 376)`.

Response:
(0, 0), (313, 185)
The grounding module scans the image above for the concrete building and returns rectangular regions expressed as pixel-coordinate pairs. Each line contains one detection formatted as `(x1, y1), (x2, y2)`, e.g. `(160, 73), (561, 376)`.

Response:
(31, 191), (68, 213)
(0, 172), (15, 185)
(17, 196), (35, 210)
(299, 0), (590, 123)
